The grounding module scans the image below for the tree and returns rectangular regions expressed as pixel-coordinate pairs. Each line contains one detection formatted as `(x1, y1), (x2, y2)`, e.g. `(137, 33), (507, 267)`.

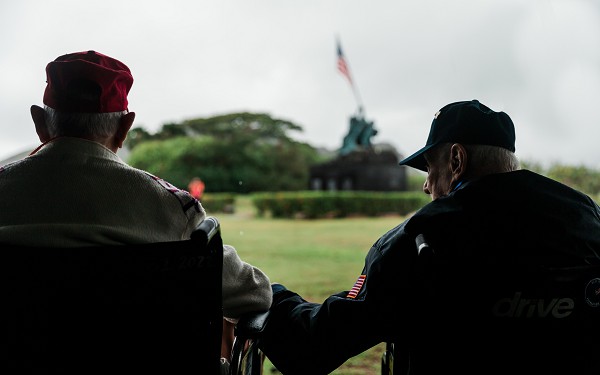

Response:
(546, 163), (600, 197)
(521, 160), (600, 198)
(126, 113), (323, 193)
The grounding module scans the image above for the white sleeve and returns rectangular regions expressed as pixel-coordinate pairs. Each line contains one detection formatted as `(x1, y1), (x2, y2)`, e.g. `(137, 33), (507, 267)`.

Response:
(221, 244), (273, 319)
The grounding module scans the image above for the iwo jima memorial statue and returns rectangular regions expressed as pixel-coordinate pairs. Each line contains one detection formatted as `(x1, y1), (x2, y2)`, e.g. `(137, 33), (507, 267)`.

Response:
(309, 39), (408, 192)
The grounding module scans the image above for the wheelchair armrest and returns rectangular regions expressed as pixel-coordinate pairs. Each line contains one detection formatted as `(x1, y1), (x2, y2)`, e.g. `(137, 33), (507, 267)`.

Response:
(230, 311), (270, 375)
(234, 310), (270, 338)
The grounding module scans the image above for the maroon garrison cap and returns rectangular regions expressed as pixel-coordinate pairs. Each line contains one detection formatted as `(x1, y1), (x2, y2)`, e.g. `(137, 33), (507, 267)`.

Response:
(43, 50), (133, 113)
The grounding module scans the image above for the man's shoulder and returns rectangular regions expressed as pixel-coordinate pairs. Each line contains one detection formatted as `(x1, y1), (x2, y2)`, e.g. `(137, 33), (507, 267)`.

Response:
(139, 170), (187, 194)
(133, 170), (203, 214)
(0, 159), (23, 173)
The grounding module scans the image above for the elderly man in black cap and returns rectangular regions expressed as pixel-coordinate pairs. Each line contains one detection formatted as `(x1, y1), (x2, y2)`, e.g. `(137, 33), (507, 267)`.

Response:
(258, 100), (600, 375)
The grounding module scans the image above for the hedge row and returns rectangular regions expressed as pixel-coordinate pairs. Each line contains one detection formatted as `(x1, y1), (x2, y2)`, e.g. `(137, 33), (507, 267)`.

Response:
(251, 191), (430, 219)
(201, 193), (236, 213)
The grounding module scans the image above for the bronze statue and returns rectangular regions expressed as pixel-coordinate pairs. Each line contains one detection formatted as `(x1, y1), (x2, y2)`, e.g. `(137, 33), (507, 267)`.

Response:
(339, 107), (378, 156)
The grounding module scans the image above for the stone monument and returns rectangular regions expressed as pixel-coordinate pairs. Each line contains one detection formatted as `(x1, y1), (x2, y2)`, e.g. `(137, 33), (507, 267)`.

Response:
(309, 108), (408, 192)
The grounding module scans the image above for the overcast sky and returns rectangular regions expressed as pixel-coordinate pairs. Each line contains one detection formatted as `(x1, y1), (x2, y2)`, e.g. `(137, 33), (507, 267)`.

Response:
(1, 0), (599, 168)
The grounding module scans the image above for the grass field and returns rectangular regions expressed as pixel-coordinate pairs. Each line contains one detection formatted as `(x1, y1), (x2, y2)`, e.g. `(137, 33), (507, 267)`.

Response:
(216, 196), (408, 374)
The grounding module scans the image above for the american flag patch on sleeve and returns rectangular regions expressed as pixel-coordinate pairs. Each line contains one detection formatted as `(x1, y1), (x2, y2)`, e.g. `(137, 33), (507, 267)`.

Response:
(346, 274), (366, 299)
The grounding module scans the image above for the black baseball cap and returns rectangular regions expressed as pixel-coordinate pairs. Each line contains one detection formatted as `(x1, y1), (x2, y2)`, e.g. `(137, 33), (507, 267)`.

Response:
(398, 100), (516, 171)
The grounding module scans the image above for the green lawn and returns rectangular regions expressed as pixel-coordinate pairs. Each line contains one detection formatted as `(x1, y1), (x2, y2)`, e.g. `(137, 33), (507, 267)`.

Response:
(215, 196), (407, 375)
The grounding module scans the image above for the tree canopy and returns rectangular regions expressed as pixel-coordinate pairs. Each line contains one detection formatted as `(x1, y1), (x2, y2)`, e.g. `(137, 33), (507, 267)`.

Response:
(126, 112), (323, 193)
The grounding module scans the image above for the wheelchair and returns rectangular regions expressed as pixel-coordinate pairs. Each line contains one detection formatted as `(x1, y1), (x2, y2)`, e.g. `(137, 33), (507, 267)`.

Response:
(246, 234), (599, 374)
(380, 234), (600, 375)
(5, 216), (265, 375)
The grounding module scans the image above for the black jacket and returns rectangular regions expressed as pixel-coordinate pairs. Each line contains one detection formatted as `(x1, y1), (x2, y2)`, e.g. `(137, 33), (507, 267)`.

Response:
(259, 170), (600, 374)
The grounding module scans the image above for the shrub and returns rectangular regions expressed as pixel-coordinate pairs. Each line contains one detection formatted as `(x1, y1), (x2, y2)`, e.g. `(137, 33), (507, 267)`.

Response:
(201, 193), (236, 213)
(251, 191), (429, 219)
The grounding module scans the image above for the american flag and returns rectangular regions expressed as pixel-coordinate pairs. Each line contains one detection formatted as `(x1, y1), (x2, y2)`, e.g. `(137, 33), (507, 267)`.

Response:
(336, 39), (353, 85)
(346, 274), (366, 299)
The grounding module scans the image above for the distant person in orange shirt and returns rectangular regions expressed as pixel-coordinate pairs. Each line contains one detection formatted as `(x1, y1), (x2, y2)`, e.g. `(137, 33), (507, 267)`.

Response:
(188, 177), (206, 200)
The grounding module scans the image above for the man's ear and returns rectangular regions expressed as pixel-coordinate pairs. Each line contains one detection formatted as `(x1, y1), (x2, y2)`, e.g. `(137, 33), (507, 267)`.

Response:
(31, 105), (51, 143)
(114, 111), (135, 149)
(449, 143), (468, 182)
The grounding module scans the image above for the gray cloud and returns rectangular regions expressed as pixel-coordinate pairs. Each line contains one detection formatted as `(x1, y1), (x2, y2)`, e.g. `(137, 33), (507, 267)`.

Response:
(1, 0), (599, 169)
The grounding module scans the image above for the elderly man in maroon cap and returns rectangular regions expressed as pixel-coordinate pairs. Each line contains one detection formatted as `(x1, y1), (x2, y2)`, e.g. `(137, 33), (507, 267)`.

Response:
(0, 50), (272, 371)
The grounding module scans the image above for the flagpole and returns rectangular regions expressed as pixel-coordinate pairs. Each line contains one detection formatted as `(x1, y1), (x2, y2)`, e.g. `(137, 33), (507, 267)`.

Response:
(336, 36), (364, 116)
(352, 80), (364, 116)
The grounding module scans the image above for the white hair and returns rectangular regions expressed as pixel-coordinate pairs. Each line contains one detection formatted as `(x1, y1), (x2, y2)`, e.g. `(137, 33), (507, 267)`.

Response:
(464, 144), (520, 173)
(44, 106), (126, 140)
(434, 142), (520, 176)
